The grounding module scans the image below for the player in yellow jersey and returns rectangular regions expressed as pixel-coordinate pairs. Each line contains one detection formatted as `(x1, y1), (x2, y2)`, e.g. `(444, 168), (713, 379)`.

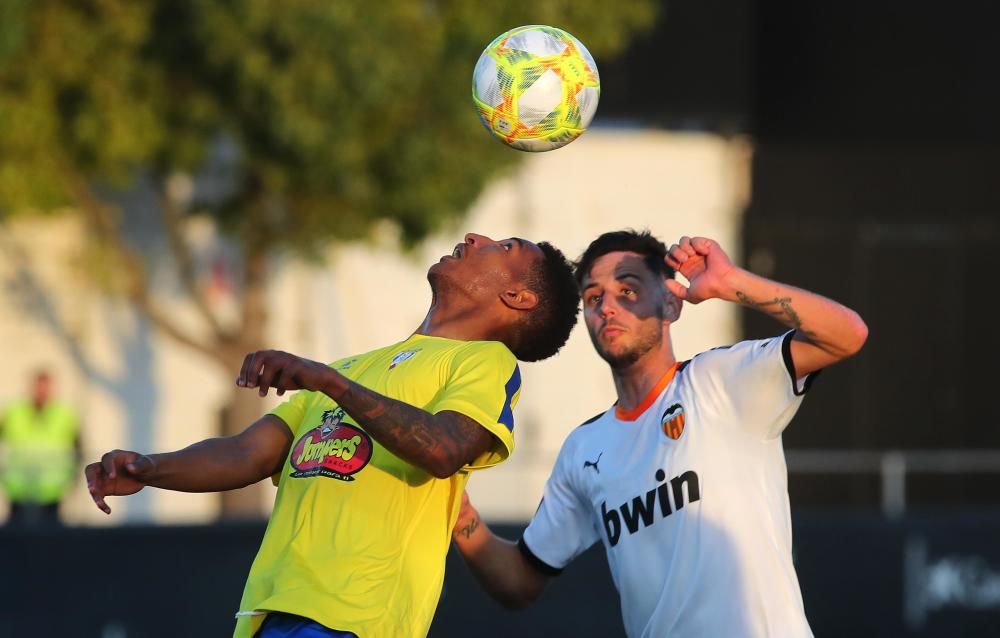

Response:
(84, 232), (580, 638)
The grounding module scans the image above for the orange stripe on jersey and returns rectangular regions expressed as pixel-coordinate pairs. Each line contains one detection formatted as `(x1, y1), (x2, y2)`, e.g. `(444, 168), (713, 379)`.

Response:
(615, 362), (681, 422)
(665, 413), (685, 439)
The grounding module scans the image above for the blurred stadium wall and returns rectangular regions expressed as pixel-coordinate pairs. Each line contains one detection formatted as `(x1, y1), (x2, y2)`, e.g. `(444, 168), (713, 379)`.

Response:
(0, 129), (750, 525)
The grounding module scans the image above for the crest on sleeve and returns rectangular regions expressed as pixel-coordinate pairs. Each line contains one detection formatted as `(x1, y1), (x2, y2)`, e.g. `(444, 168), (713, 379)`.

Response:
(660, 403), (686, 440)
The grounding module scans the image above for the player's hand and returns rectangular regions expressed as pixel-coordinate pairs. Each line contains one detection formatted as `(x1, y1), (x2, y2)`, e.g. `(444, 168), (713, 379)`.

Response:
(84, 450), (154, 515)
(237, 350), (340, 397)
(452, 490), (484, 544)
(664, 236), (736, 304)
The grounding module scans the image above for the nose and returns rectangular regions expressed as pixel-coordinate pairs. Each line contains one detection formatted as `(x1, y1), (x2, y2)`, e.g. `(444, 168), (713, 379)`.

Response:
(597, 295), (619, 319)
(464, 233), (498, 248)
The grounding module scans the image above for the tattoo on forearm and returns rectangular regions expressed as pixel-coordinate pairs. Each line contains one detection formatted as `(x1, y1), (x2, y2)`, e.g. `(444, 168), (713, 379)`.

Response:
(334, 382), (489, 475)
(459, 517), (480, 539)
(735, 291), (817, 339)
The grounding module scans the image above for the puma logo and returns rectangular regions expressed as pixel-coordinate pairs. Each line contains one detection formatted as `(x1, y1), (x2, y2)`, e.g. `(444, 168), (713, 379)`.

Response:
(584, 452), (603, 474)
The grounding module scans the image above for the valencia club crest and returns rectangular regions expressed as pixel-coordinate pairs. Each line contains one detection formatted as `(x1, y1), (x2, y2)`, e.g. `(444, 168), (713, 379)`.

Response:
(661, 403), (686, 440)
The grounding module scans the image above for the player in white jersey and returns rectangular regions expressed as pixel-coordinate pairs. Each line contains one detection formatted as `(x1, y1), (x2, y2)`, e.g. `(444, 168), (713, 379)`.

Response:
(451, 230), (868, 638)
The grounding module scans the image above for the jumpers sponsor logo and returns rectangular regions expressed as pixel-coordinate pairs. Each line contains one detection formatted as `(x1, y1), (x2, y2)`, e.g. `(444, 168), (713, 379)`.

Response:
(289, 408), (373, 481)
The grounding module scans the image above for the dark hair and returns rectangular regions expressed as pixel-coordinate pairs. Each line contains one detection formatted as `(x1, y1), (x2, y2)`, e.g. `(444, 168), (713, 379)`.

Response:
(509, 241), (581, 362)
(574, 229), (675, 285)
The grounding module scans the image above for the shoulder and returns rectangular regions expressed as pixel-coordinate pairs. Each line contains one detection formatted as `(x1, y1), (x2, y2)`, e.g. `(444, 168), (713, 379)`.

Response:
(329, 342), (398, 370)
(687, 333), (789, 369)
(448, 340), (518, 376)
(455, 339), (516, 361)
(549, 410), (611, 482)
(562, 408), (612, 448)
(577, 410), (608, 429)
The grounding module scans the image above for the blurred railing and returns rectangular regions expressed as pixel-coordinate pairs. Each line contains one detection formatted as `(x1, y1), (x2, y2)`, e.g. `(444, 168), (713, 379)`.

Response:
(786, 449), (1000, 518)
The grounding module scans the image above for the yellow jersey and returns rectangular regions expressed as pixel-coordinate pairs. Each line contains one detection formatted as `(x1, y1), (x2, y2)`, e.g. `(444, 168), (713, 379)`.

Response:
(234, 334), (520, 638)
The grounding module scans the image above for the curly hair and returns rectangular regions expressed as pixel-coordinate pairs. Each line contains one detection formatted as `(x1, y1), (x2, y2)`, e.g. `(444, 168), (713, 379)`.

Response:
(508, 241), (581, 362)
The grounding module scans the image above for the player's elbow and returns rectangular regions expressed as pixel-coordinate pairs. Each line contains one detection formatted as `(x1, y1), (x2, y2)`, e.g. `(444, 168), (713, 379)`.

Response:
(425, 444), (485, 478)
(494, 583), (544, 610)
(429, 466), (458, 480)
(841, 312), (869, 357)
(819, 310), (869, 362)
(498, 595), (532, 611)
(425, 455), (464, 480)
(498, 566), (548, 610)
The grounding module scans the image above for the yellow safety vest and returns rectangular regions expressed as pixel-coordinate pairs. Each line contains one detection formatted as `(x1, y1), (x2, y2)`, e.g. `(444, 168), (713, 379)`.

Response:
(0, 400), (78, 504)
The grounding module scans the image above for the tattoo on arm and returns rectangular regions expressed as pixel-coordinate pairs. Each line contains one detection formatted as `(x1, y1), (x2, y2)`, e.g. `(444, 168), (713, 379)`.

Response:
(735, 291), (817, 339)
(333, 381), (492, 476)
(458, 517), (480, 539)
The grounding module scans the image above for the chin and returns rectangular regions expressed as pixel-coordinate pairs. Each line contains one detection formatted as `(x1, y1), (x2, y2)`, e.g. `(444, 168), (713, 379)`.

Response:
(427, 266), (459, 294)
(603, 350), (644, 369)
(595, 335), (655, 369)
(426, 268), (442, 290)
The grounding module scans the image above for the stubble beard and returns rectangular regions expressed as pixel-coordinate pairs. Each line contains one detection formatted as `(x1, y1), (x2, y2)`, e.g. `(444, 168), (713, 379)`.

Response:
(427, 267), (459, 298)
(593, 322), (664, 370)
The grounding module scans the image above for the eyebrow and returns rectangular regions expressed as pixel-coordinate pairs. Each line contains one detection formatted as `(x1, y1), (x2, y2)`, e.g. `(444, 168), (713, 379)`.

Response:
(582, 271), (643, 290)
(511, 237), (525, 249)
(614, 271), (643, 283)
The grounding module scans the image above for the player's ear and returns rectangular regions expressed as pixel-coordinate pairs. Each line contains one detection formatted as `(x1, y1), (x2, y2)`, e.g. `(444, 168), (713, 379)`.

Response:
(663, 286), (682, 322)
(500, 288), (539, 311)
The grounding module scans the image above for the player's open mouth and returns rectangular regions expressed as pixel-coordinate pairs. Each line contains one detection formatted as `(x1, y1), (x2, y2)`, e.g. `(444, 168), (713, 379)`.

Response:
(439, 244), (464, 262)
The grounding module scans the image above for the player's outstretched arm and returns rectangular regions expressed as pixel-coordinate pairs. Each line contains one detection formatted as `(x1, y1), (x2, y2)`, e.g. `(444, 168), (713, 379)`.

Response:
(84, 414), (293, 515)
(237, 350), (494, 479)
(452, 491), (551, 609)
(665, 236), (868, 376)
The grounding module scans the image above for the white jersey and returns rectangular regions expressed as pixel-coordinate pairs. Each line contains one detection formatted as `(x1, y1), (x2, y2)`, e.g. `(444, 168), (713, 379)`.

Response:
(521, 331), (815, 638)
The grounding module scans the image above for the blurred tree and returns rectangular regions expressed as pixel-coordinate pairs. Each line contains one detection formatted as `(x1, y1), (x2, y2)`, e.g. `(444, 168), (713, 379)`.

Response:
(0, 0), (658, 515)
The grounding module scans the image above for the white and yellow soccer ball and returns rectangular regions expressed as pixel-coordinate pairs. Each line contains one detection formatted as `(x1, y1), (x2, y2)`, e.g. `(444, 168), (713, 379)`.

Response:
(472, 25), (600, 152)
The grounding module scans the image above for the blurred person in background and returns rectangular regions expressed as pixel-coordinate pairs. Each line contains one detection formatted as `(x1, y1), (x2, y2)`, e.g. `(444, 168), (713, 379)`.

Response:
(452, 230), (868, 638)
(84, 233), (580, 638)
(0, 369), (81, 528)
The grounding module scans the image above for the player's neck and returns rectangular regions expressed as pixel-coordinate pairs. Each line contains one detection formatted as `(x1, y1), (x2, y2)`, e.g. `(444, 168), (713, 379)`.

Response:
(415, 293), (504, 343)
(611, 339), (677, 414)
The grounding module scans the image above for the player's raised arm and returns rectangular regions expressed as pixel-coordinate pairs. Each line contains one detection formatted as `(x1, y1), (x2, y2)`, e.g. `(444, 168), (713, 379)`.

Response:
(665, 236), (868, 377)
(451, 491), (551, 609)
(238, 350), (494, 479)
(84, 414), (293, 515)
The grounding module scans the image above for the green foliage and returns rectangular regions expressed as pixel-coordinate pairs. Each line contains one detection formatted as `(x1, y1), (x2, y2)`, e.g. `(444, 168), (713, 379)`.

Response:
(0, 0), (658, 244)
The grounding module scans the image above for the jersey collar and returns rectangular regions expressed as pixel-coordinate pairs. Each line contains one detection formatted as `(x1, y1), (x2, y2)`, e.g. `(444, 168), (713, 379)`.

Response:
(614, 362), (680, 422)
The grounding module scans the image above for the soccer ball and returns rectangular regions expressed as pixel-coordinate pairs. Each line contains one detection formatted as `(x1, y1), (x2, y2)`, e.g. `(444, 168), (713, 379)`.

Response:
(472, 25), (600, 152)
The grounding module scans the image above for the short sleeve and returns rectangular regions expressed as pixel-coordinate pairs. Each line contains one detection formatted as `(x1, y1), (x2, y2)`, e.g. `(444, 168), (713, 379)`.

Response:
(267, 390), (316, 486)
(269, 389), (313, 433)
(520, 437), (600, 573)
(689, 330), (816, 439)
(428, 342), (520, 471)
